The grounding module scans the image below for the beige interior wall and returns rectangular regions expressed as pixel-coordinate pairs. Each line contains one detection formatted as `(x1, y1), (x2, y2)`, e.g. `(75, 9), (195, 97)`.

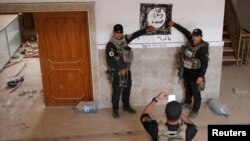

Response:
(98, 45), (223, 108)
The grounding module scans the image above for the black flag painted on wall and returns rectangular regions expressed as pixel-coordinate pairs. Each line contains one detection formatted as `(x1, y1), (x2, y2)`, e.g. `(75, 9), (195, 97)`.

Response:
(140, 3), (173, 35)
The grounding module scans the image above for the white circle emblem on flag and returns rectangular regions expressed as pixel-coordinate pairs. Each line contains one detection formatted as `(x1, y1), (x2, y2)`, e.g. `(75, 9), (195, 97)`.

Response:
(147, 8), (166, 28)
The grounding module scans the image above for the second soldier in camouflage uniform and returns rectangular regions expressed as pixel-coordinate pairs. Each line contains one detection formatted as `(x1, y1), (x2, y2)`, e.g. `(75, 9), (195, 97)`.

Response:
(168, 21), (209, 118)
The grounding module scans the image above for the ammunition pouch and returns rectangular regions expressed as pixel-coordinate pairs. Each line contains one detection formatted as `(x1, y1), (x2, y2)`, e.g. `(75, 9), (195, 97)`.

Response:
(118, 72), (128, 87)
(106, 67), (129, 88)
(123, 47), (134, 65)
(106, 67), (116, 83)
(196, 78), (206, 92)
(183, 59), (201, 69)
(192, 59), (201, 69)
(118, 46), (134, 69)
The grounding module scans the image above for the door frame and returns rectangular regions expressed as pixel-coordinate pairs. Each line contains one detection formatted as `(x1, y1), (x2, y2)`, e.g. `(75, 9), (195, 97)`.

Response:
(0, 3), (100, 106)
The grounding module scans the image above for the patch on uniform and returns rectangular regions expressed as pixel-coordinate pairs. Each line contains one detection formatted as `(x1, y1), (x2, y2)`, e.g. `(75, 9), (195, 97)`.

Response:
(109, 51), (115, 57)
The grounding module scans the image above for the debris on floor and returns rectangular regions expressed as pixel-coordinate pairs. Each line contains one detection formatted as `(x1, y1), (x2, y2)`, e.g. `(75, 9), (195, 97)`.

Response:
(0, 57), (43, 140)
(207, 98), (229, 117)
(23, 49), (39, 58)
(6, 62), (27, 93)
(232, 88), (249, 96)
(7, 76), (24, 88)
(9, 79), (24, 93)
(12, 52), (22, 59)
(4, 59), (23, 68)
(22, 41), (32, 48)
(74, 101), (98, 114)
(20, 41), (39, 58)
(14, 62), (27, 77)
(19, 88), (37, 96)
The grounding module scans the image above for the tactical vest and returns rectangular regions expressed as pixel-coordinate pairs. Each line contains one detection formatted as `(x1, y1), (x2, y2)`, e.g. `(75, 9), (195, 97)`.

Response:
(110, 36), (134, 69)
(158, 122), (186, 141)
(109, 36), (134, 87)
(182, 42), (208, 70)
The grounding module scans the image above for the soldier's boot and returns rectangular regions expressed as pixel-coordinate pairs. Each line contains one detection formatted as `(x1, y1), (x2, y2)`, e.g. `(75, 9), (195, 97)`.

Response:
(188, 111), (198, 119)
(181, 102), (191, 109)
(123, 106), (136, 114)
(112, 109), (120, 119)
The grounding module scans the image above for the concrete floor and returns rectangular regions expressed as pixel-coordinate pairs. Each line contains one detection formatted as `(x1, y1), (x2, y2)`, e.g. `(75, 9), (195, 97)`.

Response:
(0, 58), (250, 141)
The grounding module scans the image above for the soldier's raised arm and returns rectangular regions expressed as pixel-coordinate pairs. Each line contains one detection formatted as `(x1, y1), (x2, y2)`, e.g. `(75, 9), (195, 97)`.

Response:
(168, 20), (192, 42)
(125, 26), (156, 43)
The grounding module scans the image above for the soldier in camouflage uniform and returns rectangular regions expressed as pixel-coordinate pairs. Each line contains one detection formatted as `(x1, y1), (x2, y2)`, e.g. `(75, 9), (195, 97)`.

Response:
(106, 24), (155, 118)
(168, 21), (209, 118)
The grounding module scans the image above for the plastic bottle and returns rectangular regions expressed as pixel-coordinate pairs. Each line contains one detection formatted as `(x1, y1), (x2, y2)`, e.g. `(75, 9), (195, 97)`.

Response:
(74, 101), (98, 114)
(207, 98), (229, 117)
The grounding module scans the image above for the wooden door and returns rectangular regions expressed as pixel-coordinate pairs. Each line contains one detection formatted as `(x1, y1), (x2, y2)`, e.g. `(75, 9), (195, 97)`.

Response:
(34, 12), (93, 106)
